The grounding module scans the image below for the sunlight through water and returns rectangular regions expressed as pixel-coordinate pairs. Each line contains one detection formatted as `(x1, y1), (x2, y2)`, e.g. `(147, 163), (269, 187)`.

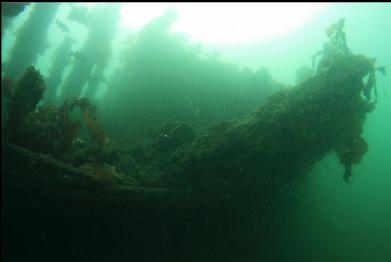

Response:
(120, 3), (330, 45)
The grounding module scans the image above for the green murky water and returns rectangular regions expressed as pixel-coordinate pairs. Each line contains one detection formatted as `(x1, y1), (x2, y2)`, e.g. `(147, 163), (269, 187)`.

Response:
(2, 3), (390, 261)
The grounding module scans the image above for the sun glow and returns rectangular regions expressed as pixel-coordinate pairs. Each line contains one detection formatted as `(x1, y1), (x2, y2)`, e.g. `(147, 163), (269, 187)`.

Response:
(120, 3), (330, 46)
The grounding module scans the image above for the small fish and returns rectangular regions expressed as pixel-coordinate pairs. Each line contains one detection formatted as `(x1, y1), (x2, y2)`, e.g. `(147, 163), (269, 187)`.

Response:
(70, 50), (90, 62)
(376, 66), (386, 76)
(55, 19), (70, 33)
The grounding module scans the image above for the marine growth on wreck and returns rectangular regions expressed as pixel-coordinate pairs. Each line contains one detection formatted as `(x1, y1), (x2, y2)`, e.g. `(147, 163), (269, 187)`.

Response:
(2, 18), (383, 191)
(1, 4), (389, 262)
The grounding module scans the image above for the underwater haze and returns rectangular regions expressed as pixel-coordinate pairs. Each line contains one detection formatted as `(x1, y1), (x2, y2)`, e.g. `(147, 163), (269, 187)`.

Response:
(2, 3), (391, 262)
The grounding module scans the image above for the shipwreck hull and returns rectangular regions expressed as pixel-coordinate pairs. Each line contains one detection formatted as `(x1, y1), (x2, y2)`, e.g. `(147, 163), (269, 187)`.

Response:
(2, 149), (272, 262)
(2, 55), (374, 262)
(157, 55), (372, 191)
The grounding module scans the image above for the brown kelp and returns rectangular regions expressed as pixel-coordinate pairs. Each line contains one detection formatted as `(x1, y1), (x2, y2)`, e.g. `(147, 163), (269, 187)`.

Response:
(2, 68), (139, 188)
(57, 99), (84, 153)
(362, 57), (387, 103)
(3, 66), (107, 157)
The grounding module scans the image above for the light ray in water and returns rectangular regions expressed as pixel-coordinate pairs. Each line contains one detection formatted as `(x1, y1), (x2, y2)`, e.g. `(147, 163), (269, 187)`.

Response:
(120, 3), (330, 45)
